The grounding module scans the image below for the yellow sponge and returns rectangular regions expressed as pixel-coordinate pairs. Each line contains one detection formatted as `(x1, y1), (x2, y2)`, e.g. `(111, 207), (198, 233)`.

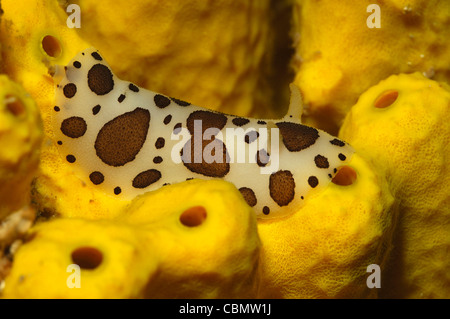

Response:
(71, 0), (291, 118)
(340, 72), (450, 298)
(293, 0), (450, 134)
(0, 0), (129, 220)
(0, 75), (43, 220)
(257, 153), (396, 298)
(2, 180), (260, 298)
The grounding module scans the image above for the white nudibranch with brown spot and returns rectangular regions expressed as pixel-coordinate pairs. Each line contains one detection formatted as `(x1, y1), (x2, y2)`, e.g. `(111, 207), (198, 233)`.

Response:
(52, 47), (354, 219)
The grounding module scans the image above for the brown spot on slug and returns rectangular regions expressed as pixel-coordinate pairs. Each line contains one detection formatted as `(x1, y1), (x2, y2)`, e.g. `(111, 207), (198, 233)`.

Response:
(308, 176), (319, 188)
(88, 64), (114, 95)
(63, 83), (77, 98)
(94, 108), (150, 167)
(155, 137), (165, 149)
(129, 83), (139, 92)
(132, 169), (162, 188)
(171, 97), (191, 107)
(269, 170), (295, 206)
(61, 117), (87, 138)
(239, 187), (257, 207)
(187, 110), (227, 135)
(314, 155), (330, 169)
(163, 115), (172, 125)
(89, 171), (104, 185)
(154, 94), (171, 108)
(91, 52), (103, 61)
(153, 156), (163, 164)
(66, 155), (76, 163)
(276, 122), (319, 151)
(173, 123), (182, 134)
(232, 117), (250, 127)
(330, 138), (345, 147)
(181, 138), (230, 178)
(256, 149), (270, 167)
(92, 104), (101, 115)
(244, 131), (259, 144)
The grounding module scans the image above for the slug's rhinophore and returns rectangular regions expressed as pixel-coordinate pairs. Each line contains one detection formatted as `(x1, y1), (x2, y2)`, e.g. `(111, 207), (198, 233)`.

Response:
(52, 48), (354, 219)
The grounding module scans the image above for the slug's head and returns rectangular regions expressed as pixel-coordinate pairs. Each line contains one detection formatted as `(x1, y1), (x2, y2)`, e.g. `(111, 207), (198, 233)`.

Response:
(52, 47), (152, 199)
